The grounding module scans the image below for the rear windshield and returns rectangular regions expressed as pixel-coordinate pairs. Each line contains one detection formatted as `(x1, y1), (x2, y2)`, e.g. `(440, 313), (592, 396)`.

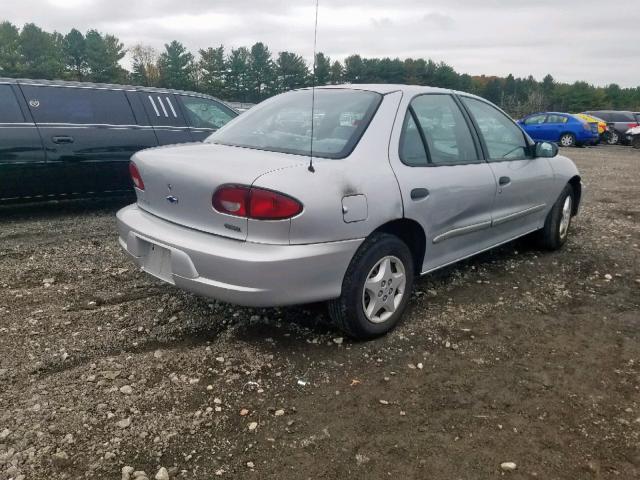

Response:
(207, 89), (382, 159)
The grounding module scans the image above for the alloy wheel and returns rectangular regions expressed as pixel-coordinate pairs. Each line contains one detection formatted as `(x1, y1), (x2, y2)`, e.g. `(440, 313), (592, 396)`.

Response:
(560, 134), (574, 147)
(361, 255), (406, 324)
(559, 195), (572, 240)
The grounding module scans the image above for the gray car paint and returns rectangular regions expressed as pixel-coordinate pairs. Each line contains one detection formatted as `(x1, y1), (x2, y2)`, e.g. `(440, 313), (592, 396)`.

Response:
(117, 84), (581, 307)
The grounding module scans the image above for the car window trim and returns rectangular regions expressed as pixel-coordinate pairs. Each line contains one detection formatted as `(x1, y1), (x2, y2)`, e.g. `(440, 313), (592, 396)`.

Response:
(398, 93), (484, 168)
(457, 94), (534, 162)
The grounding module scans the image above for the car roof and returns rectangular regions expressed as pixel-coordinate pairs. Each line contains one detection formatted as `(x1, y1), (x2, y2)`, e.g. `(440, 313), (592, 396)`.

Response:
(585, 109), (635, 114)
(312, 83), (487, 99)
(0, 77), (232, 107)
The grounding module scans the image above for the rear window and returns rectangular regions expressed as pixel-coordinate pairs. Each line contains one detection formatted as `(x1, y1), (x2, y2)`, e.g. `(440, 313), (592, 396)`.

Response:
(0, 85), (25, 123)
(21, 85), (135, 125)
(179, 95), (236, 130)
(208, 89), (382, 159)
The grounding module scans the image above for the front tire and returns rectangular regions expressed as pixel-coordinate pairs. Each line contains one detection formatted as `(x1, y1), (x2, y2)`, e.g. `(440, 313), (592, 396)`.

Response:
(632, 136), (640, 149)
(328, 233), (414, 340)
(537, 184), (575, 250)
(559, 133), (576, 147)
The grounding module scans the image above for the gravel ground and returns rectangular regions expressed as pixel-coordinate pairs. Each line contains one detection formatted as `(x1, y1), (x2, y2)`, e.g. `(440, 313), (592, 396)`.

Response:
(1, 146), (639, 480)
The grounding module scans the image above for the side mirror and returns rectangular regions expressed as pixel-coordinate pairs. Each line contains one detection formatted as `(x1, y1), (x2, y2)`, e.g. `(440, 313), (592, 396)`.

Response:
(535, 141), (558, 158)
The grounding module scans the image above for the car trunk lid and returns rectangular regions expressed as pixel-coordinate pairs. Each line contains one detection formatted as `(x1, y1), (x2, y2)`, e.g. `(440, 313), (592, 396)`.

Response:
(132, 142), (305, 240)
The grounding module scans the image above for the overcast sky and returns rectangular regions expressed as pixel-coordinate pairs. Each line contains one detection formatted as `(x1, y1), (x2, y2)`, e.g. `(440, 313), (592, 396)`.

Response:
(3, 0), (639, 87)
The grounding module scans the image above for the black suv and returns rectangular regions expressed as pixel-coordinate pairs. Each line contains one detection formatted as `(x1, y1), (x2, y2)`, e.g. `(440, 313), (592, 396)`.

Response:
(0, 78), (237, 202)
(583, 110), (639, 145)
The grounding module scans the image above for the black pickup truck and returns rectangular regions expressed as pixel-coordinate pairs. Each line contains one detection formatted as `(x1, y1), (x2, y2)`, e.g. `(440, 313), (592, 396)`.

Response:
(0, 78), (237, 202)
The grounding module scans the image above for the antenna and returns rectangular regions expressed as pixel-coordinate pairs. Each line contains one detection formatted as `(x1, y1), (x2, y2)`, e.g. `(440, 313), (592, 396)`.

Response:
(308, 0), (319, 173)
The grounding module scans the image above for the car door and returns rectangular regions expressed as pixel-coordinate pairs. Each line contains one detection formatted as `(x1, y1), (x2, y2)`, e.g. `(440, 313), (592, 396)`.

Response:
(544, 114), (569, 142)
(21, 83), (158, 195)
(520, 114), (547, 141)
(137, 90), (193, 145)
(0, 83), (46, 200)
(388, 93), (498, 273)
(177, 94), (237, 141)
(459, 96), (556, 242)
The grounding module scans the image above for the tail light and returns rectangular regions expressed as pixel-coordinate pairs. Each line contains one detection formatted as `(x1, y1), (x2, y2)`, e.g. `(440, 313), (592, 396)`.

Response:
(627, 123), (639, 129)
(212, 185), (303, 220)
(129, 162), (145, 191)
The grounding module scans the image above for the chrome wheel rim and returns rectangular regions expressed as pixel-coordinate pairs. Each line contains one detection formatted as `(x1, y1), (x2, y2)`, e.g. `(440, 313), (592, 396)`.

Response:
(559, 195), (572, 239)
(560, 135), (573, 147)
(608, 132), (619, 144)
(361, 255), (406, 324)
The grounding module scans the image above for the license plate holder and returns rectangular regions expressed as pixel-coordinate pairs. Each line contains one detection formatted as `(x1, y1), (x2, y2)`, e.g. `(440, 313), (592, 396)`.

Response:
(142, 242), (174, 284)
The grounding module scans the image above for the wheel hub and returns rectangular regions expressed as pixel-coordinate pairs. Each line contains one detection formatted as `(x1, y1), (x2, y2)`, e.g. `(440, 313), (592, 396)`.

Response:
(362, 256), (406, 323)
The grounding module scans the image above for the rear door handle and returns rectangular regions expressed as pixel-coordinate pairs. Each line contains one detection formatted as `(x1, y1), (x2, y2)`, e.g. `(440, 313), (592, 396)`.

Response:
(52, 135), (74, 144)
(410, 188), (430, 200)
(498, 176), (511, 186)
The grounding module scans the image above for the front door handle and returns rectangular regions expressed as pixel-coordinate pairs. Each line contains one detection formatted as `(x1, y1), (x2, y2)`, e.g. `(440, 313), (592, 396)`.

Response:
(410, 188), (430, 200)
(52, 135), (74, 144)
(498, 176), (511, 186)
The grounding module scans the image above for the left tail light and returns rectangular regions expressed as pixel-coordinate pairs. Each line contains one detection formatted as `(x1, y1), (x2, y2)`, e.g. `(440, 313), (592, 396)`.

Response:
(213, 185), (303, 220)
(129, 162), (145, 191)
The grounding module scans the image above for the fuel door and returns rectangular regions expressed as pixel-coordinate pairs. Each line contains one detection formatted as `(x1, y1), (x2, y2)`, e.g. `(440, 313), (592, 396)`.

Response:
(342, 194), (368, 223)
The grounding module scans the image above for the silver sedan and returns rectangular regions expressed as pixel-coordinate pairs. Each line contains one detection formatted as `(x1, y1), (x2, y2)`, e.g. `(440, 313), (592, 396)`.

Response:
(117, 84), (582, 339)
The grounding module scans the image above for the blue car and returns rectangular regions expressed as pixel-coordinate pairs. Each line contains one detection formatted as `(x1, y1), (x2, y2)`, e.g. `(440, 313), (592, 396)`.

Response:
(518, 112), (599, 147)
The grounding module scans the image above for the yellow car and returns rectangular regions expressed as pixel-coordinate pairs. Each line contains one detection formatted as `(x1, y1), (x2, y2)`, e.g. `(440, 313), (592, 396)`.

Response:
(575, 113), (608, 135)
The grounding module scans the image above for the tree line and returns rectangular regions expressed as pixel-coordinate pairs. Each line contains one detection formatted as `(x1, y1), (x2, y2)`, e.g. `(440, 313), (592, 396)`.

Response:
(1, 21), (639, 117)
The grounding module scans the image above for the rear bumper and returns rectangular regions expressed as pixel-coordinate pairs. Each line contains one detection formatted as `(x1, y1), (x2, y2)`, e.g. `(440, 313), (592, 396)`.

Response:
(116, 204), (362, 307)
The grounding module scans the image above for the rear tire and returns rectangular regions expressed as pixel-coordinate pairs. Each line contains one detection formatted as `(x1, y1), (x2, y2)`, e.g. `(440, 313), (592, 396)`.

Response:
(606, 130), (620, 145)
(632, 136), (640, 149)
(559, 133), (576, 147)
(537, 184), (575, 250)
(328, 233), (414, 340)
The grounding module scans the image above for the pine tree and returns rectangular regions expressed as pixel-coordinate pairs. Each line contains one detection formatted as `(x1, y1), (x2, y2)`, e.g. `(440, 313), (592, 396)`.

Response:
(19, 23), (65, 79)
(314, 52), (331, 85)
(248, 42), (274, 102)
(226, 47), (250, 102)
(158, 40), (195, 90)
(329, 60), (343, 84)
(85, 30), (126, 83)
(63, 28), (86, 80)
(199, 45), (226, 96)
(275, 51), (309, 93)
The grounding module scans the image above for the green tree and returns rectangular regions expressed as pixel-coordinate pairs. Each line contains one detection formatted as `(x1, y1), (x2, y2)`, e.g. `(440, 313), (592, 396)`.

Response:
(314, 52), (331, 86)
(158, 40), (194, 90)
(0, 21), (21, 77)
(63, 28), (86, 80)
(85, 30), (126, 83)
(199, 45), (226, 96)
(19, 23), (64, 79)
(344, 55), (364, 83)
(226, 47), (250, 102)
(275, 51), (309, 92)
(248, 42), (274, 102)
(329, 60), (343, 84)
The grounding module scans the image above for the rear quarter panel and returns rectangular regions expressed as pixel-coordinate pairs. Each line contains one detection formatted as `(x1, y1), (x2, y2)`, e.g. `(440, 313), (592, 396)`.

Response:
(252, 91), (405, 245)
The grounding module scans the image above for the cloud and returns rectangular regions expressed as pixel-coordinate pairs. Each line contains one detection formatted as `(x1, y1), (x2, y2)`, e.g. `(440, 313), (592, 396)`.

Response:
(2, 0), (639, 87)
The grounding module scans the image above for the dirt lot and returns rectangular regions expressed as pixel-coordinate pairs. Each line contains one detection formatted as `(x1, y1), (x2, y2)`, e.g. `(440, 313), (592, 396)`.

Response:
(1, 146), (639, 480)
